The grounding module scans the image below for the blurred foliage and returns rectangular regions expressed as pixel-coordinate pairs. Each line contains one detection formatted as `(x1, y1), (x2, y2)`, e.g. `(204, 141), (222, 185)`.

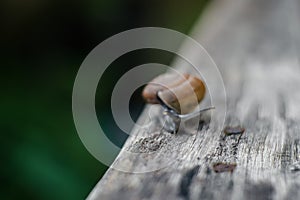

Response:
(0, 0), (210, 199)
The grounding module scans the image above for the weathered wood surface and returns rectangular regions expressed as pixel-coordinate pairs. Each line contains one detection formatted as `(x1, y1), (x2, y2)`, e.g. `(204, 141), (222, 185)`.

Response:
(88, 0), (300, 199)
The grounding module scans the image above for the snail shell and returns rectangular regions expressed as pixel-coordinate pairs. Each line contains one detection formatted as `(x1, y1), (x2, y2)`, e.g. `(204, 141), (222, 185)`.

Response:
(142, 73), (206, 114)
(142, 73), (189, 104)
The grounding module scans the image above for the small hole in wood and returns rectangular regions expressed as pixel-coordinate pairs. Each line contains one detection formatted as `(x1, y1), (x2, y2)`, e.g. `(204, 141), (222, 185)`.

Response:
(212, 162), (237, 173)
(223, 126), (245, 136)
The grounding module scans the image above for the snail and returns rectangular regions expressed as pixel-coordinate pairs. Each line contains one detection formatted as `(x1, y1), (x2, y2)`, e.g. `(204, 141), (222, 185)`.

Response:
(142, 73), (206, 114)
(142, 72), (213, 133)
(142, 73), (190, 104)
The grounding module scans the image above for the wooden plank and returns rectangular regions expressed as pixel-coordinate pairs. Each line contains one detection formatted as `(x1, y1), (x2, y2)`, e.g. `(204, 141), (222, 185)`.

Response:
(88, 0), (300, 199)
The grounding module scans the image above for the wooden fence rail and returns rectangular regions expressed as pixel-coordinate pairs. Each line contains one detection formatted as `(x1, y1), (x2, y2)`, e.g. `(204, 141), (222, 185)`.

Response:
(88, 0), (300, 199)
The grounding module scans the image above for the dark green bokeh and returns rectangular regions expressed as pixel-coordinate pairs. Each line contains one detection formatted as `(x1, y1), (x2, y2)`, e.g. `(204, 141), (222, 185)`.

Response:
(0, 0), (209, 199)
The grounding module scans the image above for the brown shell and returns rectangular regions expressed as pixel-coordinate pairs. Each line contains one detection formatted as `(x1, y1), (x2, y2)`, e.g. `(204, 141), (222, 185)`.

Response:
(142, 73), (206, 114)
(142, 73), (189, 104)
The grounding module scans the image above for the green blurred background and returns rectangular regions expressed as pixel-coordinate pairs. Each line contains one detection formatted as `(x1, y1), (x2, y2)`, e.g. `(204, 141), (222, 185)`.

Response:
(0, 0), (210, 199)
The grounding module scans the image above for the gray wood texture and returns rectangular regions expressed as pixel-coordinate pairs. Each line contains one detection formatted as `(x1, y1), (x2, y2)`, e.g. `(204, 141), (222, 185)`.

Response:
(88, 0), (300, 199)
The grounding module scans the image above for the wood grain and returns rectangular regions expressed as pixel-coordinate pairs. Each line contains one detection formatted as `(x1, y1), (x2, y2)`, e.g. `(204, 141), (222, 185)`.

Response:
(88, 0), (300, 199)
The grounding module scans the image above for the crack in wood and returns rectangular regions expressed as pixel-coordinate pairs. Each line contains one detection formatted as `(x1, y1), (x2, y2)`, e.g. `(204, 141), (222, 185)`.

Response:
(178, 165), (200, 200)
(244, 182), (274, 200)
